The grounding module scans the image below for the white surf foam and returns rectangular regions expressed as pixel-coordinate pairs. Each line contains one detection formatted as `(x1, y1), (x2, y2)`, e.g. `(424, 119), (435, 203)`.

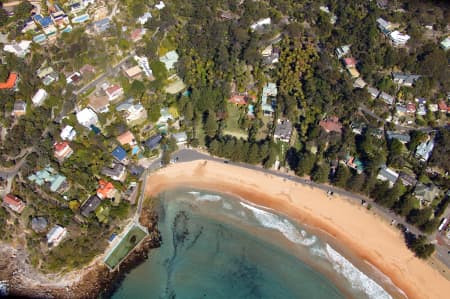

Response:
(196, 194), (222, 202)
(222, 202), (233, 210)
(325, 244), (392, 299)
(187, 191), (200, 196)
(240, 202), (316, 246)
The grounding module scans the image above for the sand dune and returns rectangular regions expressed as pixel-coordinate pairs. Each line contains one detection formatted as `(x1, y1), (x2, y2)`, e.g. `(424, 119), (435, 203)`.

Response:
(145, 160), (450, 299)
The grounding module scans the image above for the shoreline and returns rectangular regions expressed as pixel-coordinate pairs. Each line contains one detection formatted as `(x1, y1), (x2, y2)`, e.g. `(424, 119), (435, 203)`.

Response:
(145, 160), (450, 299)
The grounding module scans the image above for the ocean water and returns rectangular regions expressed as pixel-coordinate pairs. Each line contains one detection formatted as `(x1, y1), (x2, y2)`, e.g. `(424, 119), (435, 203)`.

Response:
(111, 189), (394, 299)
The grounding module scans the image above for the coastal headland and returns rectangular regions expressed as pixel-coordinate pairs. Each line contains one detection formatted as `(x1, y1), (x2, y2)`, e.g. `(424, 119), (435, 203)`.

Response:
(145, 160), (450, 299)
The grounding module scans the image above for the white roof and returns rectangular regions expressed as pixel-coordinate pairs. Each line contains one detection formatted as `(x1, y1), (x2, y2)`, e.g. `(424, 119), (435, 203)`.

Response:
(46, 225), (65, 242)
(76, 108), (98, 127)
(61, 125), (76, 141)
(389, 31), (410, 43)
(250, 18), (271, 30)
(155, 1), (165, 9)
(160, 50), (179, 70)
(32, 89), (48, 105)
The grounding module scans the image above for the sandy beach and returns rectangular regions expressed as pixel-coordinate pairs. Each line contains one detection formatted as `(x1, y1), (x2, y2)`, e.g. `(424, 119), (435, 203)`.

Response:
(145, 160), (450, 299)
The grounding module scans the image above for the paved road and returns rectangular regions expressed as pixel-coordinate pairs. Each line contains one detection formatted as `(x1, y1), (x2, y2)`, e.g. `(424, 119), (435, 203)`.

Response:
(73, 51), (135, 96)
(143, 148), (449, 268)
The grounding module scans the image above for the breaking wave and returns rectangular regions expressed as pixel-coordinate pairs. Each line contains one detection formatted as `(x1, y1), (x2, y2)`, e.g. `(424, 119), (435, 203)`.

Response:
(240, 202), (317, 246)
(326, 244), (392, 299)
(197, 194), (222, 202)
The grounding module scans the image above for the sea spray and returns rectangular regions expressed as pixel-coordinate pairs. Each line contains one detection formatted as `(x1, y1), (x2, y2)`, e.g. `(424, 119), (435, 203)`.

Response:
(325, 244), (392, 299)
(240, 202), (317, 246)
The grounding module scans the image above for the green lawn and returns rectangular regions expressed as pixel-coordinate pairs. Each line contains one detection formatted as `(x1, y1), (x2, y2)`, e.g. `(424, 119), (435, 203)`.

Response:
(104, 224), (148, 270)
(224, 103), (248, 139)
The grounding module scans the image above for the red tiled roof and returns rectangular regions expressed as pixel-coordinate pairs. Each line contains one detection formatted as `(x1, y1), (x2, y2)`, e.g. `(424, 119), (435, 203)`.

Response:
(406, 102), (416, 113)
(97, 179), (115, 198)
(343, 57), (356, 67)
(106, 85), (122, 95)
(0, 72), (18, 89)
(130, 28), (143, 40)
(319, 117), (343, 133)
(3, 194), (22, 207)
(228, 95), (247, 105)
(438, 100), (448, 112)
(117, 131), (135, 146)
(54, 141), (69, 152)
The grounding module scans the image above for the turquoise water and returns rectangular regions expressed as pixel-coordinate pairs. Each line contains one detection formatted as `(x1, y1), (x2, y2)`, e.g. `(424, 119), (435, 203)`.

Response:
(112, 189), (394, 299)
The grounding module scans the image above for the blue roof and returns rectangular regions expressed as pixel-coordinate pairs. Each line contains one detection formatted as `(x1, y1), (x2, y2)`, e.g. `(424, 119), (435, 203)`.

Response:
(93, 18), (110, 32)
(108, 233), (117, 242)
(112, 146), (127, 161)
(34, 15), (53, 27)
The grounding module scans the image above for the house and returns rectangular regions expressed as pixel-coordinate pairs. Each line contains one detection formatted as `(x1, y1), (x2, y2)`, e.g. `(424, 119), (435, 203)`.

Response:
(389, 31), (410, 47)
(350, 122), (366, 135)
(130, 28), (145, 42)
(104, 84), (124, 101)
(367, 86), (380, 99)
(416, 103), (427, 116)
(261, 82), (278, 116)
(0, 72), (18, 90)
(80, 195), (102, 217)
(376, 167), (399, 187)
(28, 166), (68, 193)
(144, 134), (162, 150)
(66, 72), (82, 85)
(347, 67), (360, 79)
(250, 18), (271, 31)
(261, 45), (280, 64)
(377, 0), (389, 9)
(159, 50), (179, 71)
(172, 132), (188, 145)
(88, 94), (109, 113)
(353, 78), (366, 89)
(399, 172), (418, 187)
(134, 55), (153, 78)
(386, 131), (410, 144)
(157, 107), (174, 124)
(2, 194), (26, 214)
(34, 14), (54, 28)
(137, 12), (152, 25)
(155, 1), (165, 10)
(12, 101), (26, 117)
(228, 93), (255, 105)
(429, 103), (438, 113)
(92, 18), (110, 33)
(335, 45), (351, 59)
(101, 163), (127, 182)
(116, 100), (148, 125)
(440, 36), (450, 51)
(406, 102), (416, 114)
(415, 138), (434, 162)
(43, 72), (59, 86)
(112, 146), (128, 163)
(79, 64), (96, 76)
(343, 57), (357, 68)
(395, 104), (407, 115)
(60, 125), (76, 141)
(117, 131), (136, 147)
(4, 40), (32, 58)
(376, 18), (393, 32)
(392, 73), (421, 87)
(273, 119), (293, 143)
(319, 116), (343, 134)
(97, 180), (117, 199)
(46, 225), (67, 247)
(37, 67), (54, 79)
(438, 100), (448, 113)
(414, 184), (440, 206)
(76, 108), (99, 128)
(344, 155), (364, 174)
(31, 89), (48, 106)
(123, 65), (142, 79)
(379, 92), (395, 105)
(31, 217), (48, 233)
(54, 142), (74, 161)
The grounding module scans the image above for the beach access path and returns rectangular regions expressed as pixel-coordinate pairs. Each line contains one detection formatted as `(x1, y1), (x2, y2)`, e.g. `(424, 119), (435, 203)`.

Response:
(142, 148), (449, 269)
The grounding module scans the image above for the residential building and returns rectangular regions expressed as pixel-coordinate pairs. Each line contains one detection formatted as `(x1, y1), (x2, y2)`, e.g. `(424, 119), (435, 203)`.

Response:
(144, 134), (162, 150)
(350, 122), (366, 135)
(353, 78), (366, 89)
(343, 57), (357, 68)
(46, 225), (67, 247)
(250, 18), (271, 31)
(0, 72), (18, 90)
(406, 102), (416, 114)
(79, 64), (96, 75)
(116, 100), (147, 125)
(88, 94), (109, 113)
(137, 12), (152, 25)
(379, 92), (395, 105)
(396, 104), (407, 115)
(319, 116), (343, 134)
(159, 50), (179, 70)
(399, 172), (417, 187)
(54, 142), (74, 161)
(104, 84), (124, 101)
(157, 107), (174, 124)
(117, 131), (136, 147)
(261, 82), (277, 116)
(28, 166), (68, 193)
(415, 138), (434, 162)
(101, 163), (127, 182)
(3, 40), (32, 58)
(416, 103), (427, 116)
(392, 73), (421, 87)
(80, 195), (102, 217)
(60, 125), (76, 141)
(134, 55), (153, 78)
(66, 72), (82, 84)
(92, 18), (110, 34)
(440, 36), (450, 51)
(155, 1), (165, 10)
(112, 146), (128, 163)
(124, 65), (142, 79)
(273, 119), (293, 143)
(429, 103), (438, 113)
(130, 28), (145, 42)
(31, 89), (48, 106)
(43, 72), (59, 86)
(2, 194), (26, 214)
(438, 100), (448, 113)
(376, 167), (399, 187)
(367, 86), (380, 99)
(172, 132), (188, 145)
(97, 180), (117, 199)
(31, 217), (48, 233)
(76, 108), (99, 128)
(376, 18), (393, 32)
(335, 45), (351, 59)
(386, 131), (410, 144)
(37, 67), (54, 79)
(12, 101), (26, 117)
(414, 184), (440, 206)
(389, 31), (410, 47)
